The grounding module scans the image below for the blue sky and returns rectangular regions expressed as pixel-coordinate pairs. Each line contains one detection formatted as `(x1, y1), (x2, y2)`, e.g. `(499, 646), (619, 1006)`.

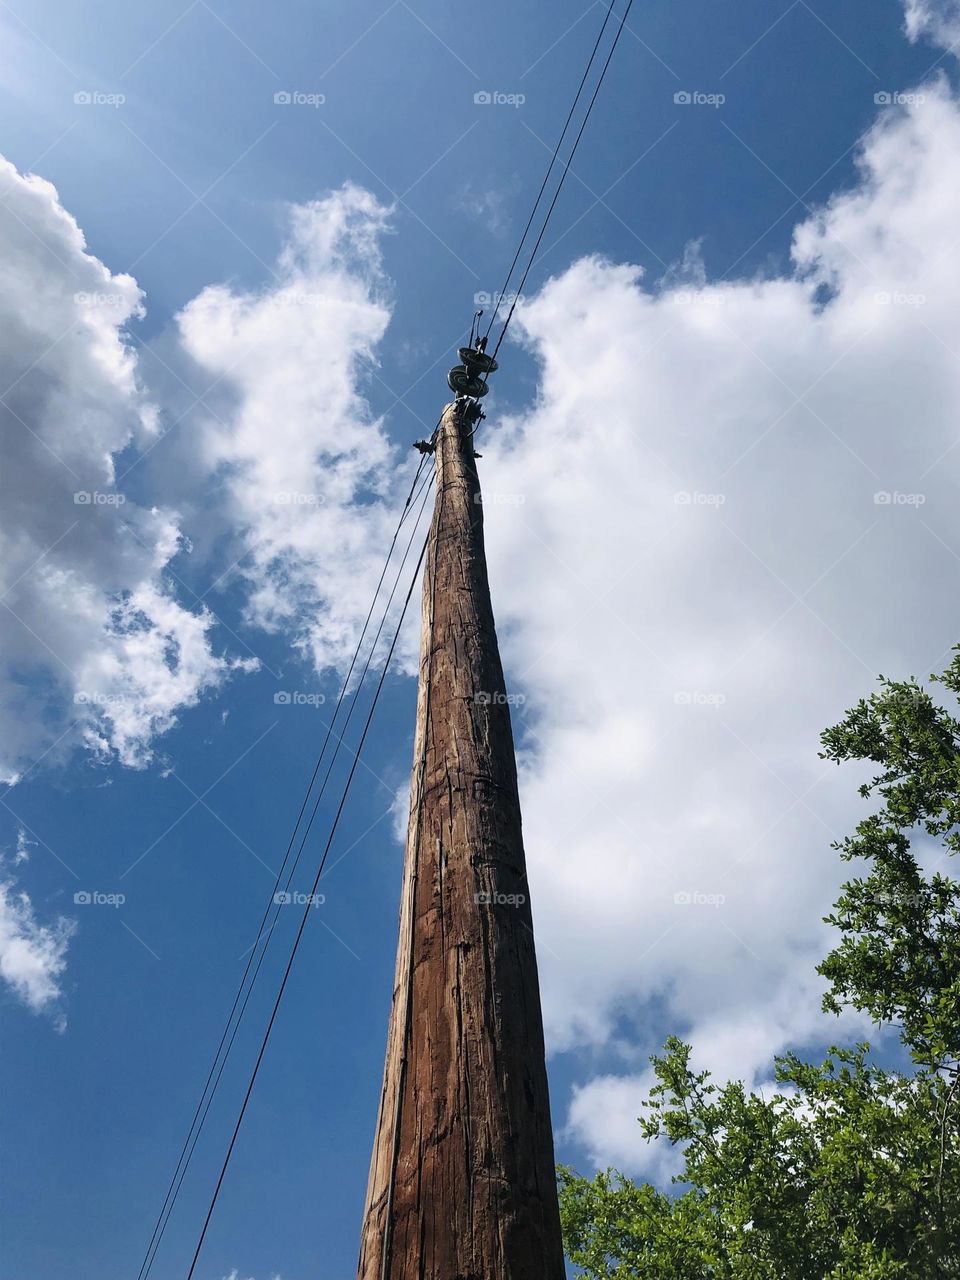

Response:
(2, 1), (960, 1278)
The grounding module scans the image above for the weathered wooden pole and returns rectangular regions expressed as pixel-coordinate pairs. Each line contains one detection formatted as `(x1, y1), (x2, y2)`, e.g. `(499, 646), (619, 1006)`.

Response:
(357, 399), (566, 1278)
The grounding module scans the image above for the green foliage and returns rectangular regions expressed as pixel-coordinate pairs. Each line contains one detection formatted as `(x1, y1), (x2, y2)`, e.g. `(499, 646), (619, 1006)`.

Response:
(560, 651), (960, 1279)
(818, 653), (960, 1069)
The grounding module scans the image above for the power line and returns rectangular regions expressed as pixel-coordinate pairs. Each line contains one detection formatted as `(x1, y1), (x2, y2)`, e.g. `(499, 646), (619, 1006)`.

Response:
(184, 480), (436, 1280)
(135, 449), (435, 1280)
(182, 3), (639, 1232)
(492, 0), (635, 359)
(149, 0), (636, 1263)
(481, 0), (619, 345)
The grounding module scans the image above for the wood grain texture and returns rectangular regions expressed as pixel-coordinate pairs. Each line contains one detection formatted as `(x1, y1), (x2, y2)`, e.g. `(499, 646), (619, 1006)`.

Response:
(357, 401), (565, 1279)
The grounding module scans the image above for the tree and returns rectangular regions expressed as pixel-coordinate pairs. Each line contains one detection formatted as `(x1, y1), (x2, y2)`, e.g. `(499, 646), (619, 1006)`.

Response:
(559, 651), (960, 1278)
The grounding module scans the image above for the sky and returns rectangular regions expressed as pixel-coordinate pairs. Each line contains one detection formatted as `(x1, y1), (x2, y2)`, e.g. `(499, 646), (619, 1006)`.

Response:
(2, 0), (960, 1276)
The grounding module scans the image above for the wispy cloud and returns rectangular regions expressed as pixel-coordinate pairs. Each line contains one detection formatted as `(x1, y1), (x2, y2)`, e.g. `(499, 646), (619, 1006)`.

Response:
(0, 872), (74, 1024)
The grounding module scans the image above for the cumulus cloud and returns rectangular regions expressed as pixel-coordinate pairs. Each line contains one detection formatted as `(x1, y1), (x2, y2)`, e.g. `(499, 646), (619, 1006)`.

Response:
(0, 156), (254, 782)
(175, 184), (423, 680)
(0, 167), (424, 784)
(0, 872), (73, 1021)
(477, 76), (960, 1169)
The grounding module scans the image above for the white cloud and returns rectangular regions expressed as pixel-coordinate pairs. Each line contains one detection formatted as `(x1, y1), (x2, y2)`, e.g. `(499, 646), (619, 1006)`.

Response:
(903, 0), (960, 47)
(0, 168), (422, 784)
(175, 184), (423, 681)
(566, 1069), (683, 1181)
(477, 76), (960, 1169)
(14, 827), (34, 865)
(0, 873), (73, 1021)
(0, 156), (254, 782)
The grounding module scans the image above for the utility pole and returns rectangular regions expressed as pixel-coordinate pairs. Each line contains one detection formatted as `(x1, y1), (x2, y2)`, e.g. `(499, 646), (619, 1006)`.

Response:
(357, 378), (566, 1277)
